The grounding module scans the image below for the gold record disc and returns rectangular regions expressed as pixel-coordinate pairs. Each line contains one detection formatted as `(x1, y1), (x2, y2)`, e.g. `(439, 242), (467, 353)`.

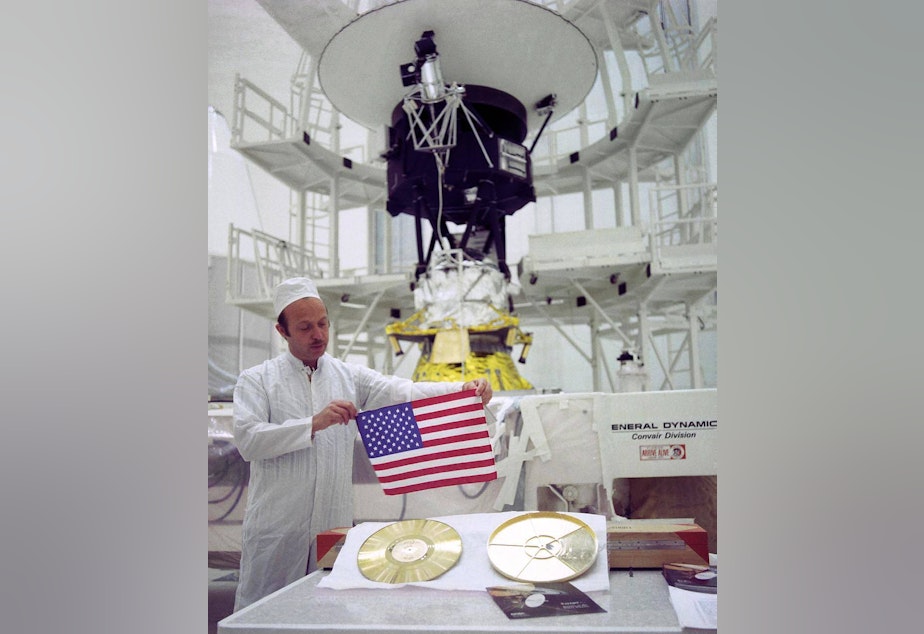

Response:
(487, 512), (598, 583)
(356, 519), (463, 583)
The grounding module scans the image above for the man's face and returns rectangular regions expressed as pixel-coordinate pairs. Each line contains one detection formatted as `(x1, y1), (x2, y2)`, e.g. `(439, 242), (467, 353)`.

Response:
(276, 297), (329, 367)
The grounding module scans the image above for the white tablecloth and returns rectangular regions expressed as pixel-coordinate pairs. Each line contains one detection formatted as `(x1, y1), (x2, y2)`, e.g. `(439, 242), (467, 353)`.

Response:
(317, 511), (610, 593)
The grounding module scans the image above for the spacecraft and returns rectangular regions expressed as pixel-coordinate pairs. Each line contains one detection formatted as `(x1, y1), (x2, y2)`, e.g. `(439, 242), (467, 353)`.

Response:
(317, 0), (598, 389)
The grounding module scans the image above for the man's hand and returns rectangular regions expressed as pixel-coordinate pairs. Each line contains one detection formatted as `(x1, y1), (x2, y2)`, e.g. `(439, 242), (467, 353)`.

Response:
(462, 377), (493, 405)
(312, 399), (358, 437)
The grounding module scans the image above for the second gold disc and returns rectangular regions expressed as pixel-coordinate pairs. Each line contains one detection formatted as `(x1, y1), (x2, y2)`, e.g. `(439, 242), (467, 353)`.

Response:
(357, 519), (463, 583)
(487, 512), (598, 583)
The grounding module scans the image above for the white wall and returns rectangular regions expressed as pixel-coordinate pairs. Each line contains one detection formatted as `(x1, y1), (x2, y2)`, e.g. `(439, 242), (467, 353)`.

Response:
(208, 0), (302, 244)
(208, 107), (263, 256)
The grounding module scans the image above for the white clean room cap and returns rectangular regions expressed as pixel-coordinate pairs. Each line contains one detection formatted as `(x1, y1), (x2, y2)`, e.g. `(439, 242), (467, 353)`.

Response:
(273, 277), (321, 319)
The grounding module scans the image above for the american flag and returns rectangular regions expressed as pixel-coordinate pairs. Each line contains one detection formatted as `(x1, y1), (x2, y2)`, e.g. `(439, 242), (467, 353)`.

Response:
(356, 389), (497, 495)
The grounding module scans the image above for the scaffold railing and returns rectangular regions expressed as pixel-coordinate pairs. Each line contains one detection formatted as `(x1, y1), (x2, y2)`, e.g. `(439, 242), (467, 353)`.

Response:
(226, 224), (323, 305)
(648, 181), (717, 245)
(231, 75), (298, 145)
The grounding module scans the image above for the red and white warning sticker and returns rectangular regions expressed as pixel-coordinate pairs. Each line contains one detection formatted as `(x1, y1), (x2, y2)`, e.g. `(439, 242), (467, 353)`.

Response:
(639, 444), (686, 460)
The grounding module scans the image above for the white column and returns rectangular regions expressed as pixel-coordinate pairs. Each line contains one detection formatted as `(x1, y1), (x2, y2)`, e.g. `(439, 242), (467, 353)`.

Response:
(583, 166), (594, 230)
(628, 147), (640, 227)
(687, 302), (704, 388)
(329, 173), (340, 278)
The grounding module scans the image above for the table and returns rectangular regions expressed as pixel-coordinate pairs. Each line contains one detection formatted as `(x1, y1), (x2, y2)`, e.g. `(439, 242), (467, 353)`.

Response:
(218, 569), (713, 633)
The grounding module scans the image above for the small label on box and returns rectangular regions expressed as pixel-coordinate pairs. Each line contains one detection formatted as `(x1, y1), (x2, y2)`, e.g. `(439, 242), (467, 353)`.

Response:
(639, 444), (686, 460)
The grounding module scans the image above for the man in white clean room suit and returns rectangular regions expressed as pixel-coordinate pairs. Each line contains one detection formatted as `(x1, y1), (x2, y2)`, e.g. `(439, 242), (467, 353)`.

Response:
(232, 276), (492, 610)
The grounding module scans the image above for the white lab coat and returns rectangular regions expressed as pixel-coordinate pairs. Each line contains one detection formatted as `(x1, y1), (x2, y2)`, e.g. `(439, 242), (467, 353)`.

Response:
(232, 350), (461, 610)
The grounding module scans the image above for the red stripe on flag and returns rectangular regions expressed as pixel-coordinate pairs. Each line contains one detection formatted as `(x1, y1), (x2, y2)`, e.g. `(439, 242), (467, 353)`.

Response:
(411, 389), (478, 409)
(414, 401), (484, 421)
(421, 429), (490, 447)
(419, 419), (487, 436)
(383, 472), (497, 496)
(377, 456), (498, 484)
(372, 443), (493, 472)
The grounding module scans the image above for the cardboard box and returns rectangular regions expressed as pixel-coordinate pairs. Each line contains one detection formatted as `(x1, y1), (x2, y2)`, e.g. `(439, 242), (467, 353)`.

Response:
(606, 520), (709, 568)
(315, 527), (351, 569)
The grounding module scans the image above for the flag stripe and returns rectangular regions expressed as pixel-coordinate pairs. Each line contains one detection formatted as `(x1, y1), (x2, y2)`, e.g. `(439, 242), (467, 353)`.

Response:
(370, 442), (494, 472)
(367, 430), (490, 456)
(374, 457), (497, 482)
(410, 389), (477, 410)
(382, 463), (498, 485)
(418, 418), (487, 437)
(380, 466), (498, 491)
(376, 457), (498, 483)
(369, 440), (494, 472)
(381, 471), (498, 496)
(422, 429), (490, 447)
(413, 401), (484, 421)
(374, 457), (495, 481)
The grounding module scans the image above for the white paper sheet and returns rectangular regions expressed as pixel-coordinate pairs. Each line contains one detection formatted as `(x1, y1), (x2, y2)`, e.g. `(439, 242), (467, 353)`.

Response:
(317, 511), (610, 593)
(667, 585), (717, 629)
